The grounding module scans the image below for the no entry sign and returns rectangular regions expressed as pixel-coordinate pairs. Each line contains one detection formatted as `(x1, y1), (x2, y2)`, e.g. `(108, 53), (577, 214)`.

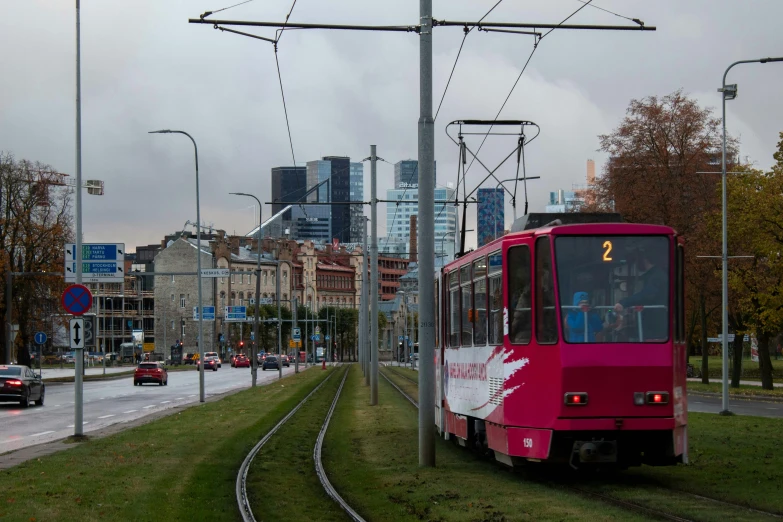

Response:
(62, 284), (93, 316)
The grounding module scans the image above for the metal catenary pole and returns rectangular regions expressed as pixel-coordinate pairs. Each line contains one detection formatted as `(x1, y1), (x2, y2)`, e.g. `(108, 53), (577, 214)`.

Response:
(293, 296), (299, 373)
(370, 145), (379, 405)
(362, 216), (369, 380)
(73, 0), (85, 437)
(276, 260), (283, 379)
(418, 0), (436, 466)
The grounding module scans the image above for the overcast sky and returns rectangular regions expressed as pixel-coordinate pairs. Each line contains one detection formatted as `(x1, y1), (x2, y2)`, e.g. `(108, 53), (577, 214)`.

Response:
(2, 1), (782, 252)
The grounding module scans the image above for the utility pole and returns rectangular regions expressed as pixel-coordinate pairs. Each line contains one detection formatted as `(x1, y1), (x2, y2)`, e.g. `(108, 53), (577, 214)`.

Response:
(370, 145), (379, 405)
(362, 217), (369, 382)
(276, 260), (282, 380)
(293, 297), (299, 373)
(74, 0), (85, 437)
(418, 0), (436, 466)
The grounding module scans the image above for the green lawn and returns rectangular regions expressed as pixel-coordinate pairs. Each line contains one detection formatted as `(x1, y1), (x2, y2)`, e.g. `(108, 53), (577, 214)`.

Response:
(0, 367), (334, 521)
(325, 366), (650, 521)
(689, 355), (783, 380)
(687, 381), (783, 398)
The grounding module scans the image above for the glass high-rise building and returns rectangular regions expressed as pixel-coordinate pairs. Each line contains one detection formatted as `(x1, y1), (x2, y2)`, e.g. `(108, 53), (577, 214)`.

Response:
(349, 162), (364, 243)
(381, 184), (456, 263)
(394, 159), (436, 189)
(271, 166), (307, 220)
(306, 157), (353, 244)
(477, 188), (504, 247)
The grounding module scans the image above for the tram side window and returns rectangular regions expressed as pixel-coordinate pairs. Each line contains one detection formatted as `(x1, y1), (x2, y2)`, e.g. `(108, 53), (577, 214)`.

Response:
(487, 252), (503, 345)
(508, 246), (532, 344)
(473, 257), (488, 345)
(449, 272), (460, 347)
(536, 237), (558, 344)
(675, 244), (685, 343)
(435, 278), (440, 348)
(461, 265), (472, 346)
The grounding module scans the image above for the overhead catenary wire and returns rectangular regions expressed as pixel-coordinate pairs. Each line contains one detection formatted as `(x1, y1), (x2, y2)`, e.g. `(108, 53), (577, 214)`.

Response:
(200, 0), (255, 20)
(434, 0), (505, 122)
(574, 0), (643, 25)
(276, 0), (298, 43)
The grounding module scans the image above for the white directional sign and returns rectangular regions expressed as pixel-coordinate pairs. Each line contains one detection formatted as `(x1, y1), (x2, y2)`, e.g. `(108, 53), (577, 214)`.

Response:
(292, 328), (301, 341)
(257, 297), (273, 305)
(69, 318), (85, 349)
(65, 243), (125, 283)
(201, 268), (230, 278)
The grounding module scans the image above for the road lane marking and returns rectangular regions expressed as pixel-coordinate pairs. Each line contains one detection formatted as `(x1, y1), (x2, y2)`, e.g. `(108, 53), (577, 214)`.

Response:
(188, 394), (196, 397)
(767, 407), (777, 410)
(143, 405), (155, 409)
(66, 422), (89, 428)
(98, 414), (115, 419)
(160, 401), (171, 404)
(123, 410), (137, 414)
(175, 397), (184, 400)
(30, 431), (55, 437)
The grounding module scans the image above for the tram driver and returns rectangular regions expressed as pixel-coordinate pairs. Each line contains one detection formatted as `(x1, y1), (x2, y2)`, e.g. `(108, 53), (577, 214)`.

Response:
(613, 244), (668, 340)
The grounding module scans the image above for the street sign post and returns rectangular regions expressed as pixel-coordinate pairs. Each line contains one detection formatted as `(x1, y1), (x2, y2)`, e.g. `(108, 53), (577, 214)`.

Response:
(225, 306), (247, 322)
(69, 318), (85, 349)
(65, 243), (125, 283)
(61, 284), (92, 316)
(34, 332), (48, 345)
(193, 306), (216, 321)
(201, 268), (230, 278)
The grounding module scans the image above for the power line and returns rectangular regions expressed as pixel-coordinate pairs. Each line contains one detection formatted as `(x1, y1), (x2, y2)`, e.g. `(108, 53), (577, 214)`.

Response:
(274, 45), (297, 171)
(200, 0), (255, 20)
(434, 0), (505, 122)
(574, 0), (642, 25)
(276, 0), (298, 43)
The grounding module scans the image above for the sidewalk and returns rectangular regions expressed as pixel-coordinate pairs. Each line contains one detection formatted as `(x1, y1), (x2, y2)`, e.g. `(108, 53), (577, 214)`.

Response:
(687, 377), (782, 388)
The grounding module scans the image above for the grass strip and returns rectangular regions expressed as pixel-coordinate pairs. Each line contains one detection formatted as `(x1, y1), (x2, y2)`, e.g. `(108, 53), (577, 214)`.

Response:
(688, 381), (783, 399)
(0, 367), (333, 522)
(384, 366), (783, 518)
(688, 356), (783, 380)
(246, 367), (349, 521)
(632, 413), (783, 514)
(324, 366), (648, 521)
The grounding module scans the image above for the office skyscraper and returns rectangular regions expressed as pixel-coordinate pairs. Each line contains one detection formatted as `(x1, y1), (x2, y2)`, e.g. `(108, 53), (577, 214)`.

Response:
(271, 166), (307, 220)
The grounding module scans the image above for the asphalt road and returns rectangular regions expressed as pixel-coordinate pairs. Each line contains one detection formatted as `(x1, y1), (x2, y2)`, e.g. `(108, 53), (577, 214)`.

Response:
(687, 394), (783, 418)
(0, 364), (306, 452)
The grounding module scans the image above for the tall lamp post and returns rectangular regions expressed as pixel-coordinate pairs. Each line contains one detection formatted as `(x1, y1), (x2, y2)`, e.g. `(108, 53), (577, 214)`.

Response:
(717, 56), (783, 415)
(230, 192), (262, 387)
(149, 129), (206, 403)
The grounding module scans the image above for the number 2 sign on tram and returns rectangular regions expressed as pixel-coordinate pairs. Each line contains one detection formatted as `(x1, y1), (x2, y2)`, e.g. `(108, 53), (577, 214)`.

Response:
(61, 284), (93, 316)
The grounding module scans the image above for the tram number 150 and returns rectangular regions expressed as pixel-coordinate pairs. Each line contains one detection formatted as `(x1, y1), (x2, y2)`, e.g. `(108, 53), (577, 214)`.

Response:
(523, 438), (534, 448)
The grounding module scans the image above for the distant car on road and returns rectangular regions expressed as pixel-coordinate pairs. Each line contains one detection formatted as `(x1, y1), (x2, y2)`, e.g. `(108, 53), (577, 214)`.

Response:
(0, 365), (45, 407)
(204, 351), (221, 368)
(197, 357), (218, 372)
(280, 355), (290, 367)
(134, 362), (168, 386)
(234, 354), (250, 368)
(262, 356), (279, 371)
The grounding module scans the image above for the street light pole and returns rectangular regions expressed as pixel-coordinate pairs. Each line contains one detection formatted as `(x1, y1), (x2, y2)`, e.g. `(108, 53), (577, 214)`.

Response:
(230, 192), (262, 387)
(150, 129), (205, 402)
(370, 145), (379, 405)
(718, 56), (783, 415)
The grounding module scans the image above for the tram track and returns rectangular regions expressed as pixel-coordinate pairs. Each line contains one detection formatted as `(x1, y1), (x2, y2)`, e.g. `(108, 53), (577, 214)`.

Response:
(236, 365), (362, 522)
(379, 366), (783, 522)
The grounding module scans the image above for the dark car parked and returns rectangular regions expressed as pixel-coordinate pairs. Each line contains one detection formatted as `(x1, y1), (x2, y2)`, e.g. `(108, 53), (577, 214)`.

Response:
(262, 356), (279, 371)
(0, 365), (45, 407)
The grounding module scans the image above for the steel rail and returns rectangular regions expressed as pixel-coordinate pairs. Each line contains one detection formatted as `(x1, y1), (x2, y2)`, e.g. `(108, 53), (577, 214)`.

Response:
(235, 369), (337, 522)
(313, 367), (365, 521)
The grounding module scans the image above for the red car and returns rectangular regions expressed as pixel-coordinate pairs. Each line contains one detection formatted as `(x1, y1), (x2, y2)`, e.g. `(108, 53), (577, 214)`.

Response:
(234, 354), (250, 368)
(134, 362), (168, 386)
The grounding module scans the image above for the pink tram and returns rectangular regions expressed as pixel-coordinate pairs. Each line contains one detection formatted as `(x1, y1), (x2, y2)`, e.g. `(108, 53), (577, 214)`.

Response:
(434, 215), (688, 469)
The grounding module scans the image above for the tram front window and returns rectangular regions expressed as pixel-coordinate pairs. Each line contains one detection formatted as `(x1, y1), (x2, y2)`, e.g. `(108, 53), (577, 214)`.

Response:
(554, 236), (670, 343)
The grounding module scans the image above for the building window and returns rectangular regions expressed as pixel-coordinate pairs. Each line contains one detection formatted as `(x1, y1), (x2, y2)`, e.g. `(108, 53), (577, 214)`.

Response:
(180, 294), (185, 308)
(240, 272), (244, 285)
(264, 271), (268, 285)
(231, 271), (235, 284)
(181, 321), (186, 336)
(171, 275), (175, 283)
(171, 320), (175, 330)
(171, 293), (174, 302)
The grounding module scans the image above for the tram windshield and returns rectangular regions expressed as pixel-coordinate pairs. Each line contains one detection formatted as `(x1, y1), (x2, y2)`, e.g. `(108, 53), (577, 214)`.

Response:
(554, 236), (670, 343)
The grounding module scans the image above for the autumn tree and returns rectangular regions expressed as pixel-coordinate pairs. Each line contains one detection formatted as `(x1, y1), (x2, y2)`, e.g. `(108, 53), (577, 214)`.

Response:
(585, 90), (733, 381)
(724, 133), (783, 389)
(0, 153), (73, 366)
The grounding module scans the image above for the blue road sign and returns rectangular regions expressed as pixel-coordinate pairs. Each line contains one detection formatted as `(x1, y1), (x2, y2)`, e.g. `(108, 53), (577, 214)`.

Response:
(325, 335), (330, 340)
(61, 284), (92, 315)
(34, 332), (47, 345)
(250, 332), (255, 341)
(193, 306), (216, 321)
(311, 335), (320, 341)
(225, 306), (247, 322)
(398, 335), (404, 341)
(65, 243), (124, 261)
